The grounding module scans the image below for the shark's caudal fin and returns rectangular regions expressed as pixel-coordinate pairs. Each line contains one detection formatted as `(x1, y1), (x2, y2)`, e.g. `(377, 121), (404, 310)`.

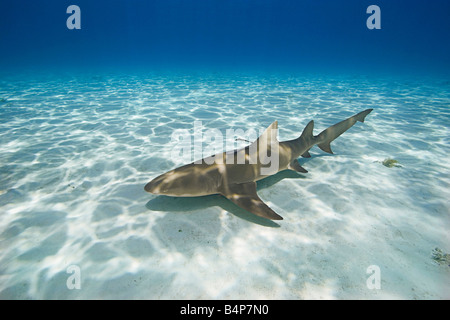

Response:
(316, 109), (373, 154)
(354, 108), (373, 123)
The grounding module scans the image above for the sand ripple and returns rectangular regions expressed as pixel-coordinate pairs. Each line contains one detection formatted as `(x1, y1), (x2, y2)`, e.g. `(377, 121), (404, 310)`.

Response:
(0, 72), (449, 299)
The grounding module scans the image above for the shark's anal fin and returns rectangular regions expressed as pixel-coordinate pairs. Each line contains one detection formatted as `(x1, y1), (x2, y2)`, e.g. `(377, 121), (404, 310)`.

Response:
(288, 159), (308, 173)
(221, 182), (283, 220)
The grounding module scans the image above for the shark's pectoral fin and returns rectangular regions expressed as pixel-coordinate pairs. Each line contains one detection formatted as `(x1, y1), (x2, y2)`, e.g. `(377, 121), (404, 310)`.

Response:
(288, 159), (308, 173)
(221, 182), (283, 220)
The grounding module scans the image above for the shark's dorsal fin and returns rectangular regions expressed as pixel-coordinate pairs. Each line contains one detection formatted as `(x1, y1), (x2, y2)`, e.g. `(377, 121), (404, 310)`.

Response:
(246, 121), (279, 164)
(252, 121), (278, 146)
(221, 182), (283, 220)
(300, 120), (314, 140)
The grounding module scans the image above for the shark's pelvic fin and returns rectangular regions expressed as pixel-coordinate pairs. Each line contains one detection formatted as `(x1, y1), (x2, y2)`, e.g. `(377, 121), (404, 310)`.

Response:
(288, 159), (308, 173)
(221, 182), (283, 220)
(301, 150), (311, 158)
(316, 109), (373, 154)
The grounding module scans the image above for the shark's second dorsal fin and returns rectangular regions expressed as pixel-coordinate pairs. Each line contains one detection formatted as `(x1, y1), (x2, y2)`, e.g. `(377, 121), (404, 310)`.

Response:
(300, 120), (314, 140)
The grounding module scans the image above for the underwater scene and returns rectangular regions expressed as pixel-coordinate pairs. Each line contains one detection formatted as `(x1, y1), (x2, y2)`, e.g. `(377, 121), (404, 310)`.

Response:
(0, 1), (449, 300)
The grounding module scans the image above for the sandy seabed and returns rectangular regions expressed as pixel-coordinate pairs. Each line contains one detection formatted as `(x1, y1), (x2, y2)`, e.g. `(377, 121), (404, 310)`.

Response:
(0, 71), (449, 299)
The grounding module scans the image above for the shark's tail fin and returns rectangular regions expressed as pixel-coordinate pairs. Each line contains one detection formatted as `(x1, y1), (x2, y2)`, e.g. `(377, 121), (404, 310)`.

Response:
(315, 109), (373, 154)
(354, 108), (373, 123)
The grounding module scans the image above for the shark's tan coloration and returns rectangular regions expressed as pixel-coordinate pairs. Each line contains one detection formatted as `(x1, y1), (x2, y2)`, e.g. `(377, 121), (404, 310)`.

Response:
(145, 109), (373, 220)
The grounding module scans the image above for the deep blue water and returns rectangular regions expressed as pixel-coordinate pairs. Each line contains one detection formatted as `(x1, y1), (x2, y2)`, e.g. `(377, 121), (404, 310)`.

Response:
(1, 0), (450, 76)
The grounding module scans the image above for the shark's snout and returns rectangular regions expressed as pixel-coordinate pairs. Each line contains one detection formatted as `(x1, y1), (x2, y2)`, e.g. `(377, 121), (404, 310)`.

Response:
(144, 181), (156, 193)
(144, 178), (163, 194)
(145, 173), (175, 194)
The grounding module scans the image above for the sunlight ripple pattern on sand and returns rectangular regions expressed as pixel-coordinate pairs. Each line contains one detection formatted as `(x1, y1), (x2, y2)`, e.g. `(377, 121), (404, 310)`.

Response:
(0, 72), (449, 299)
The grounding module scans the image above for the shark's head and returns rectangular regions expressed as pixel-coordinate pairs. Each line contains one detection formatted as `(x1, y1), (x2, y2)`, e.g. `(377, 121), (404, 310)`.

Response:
(144, 174), (168, 194)
(145, 165), (219, 197)
(144, 171), (188, 196)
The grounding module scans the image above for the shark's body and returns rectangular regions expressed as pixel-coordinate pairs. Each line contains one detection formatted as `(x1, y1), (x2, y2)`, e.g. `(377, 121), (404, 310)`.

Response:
(145, 109), (373, 220)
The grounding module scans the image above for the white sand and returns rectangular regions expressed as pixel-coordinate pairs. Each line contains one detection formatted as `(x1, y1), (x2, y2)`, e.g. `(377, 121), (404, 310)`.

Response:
(0, 72), (449, 299)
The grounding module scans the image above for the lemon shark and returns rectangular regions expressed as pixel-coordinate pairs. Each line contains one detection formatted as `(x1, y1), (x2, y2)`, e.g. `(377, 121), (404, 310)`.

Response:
(145, 109), (373, 220)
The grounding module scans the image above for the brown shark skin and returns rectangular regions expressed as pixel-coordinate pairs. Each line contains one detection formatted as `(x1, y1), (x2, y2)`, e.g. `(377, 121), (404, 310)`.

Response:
(145, 109), (373, 220)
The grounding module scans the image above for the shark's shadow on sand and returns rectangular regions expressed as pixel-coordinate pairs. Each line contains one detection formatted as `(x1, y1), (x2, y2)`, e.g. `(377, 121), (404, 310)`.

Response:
(145, 164), (324, 227)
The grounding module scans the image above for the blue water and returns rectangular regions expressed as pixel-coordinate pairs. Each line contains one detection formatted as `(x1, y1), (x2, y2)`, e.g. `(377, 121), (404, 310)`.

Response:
(1, 1), (449, 299)
(1, 0), (450, 75)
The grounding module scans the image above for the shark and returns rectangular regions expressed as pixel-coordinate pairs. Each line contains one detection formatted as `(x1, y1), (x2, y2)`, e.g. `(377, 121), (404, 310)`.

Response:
(145, 109), (373, 220)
